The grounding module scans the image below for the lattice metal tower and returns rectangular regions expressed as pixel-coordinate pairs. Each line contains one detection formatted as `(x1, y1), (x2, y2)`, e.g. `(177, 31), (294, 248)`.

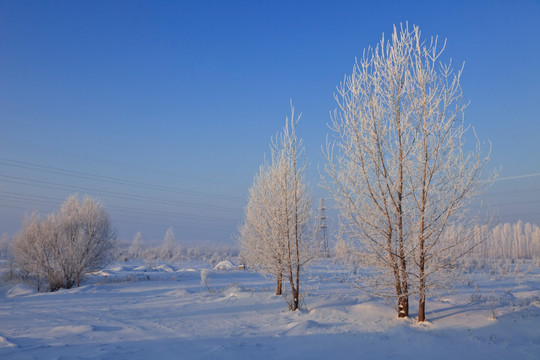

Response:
(317, 198), (329, 257)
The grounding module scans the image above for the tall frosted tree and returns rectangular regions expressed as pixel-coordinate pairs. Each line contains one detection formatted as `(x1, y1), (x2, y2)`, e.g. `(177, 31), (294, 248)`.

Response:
(325, 24), (493, 321)
(239, 103), (314, 310)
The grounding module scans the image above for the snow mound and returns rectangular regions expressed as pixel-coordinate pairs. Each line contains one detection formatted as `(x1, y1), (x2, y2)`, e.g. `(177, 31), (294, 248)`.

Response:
(177, 268), (197, 272)
(214, 261), (235, 271)
(283, 320), (324, 336)
(108, 265), (132, 272)
(512, 289), (540, 300)
(155, 264), (177, 272)
(50, 325), (93, 335)
(133, 265), (149, 271)
(93, 270), (110, 277)
(165, 288), (190, 297)
(0, 335), (15, 348)
(6, 283), (36, 298)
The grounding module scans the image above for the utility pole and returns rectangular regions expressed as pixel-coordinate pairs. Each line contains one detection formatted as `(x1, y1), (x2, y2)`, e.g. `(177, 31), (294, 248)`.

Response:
(317, 198), (329, 257)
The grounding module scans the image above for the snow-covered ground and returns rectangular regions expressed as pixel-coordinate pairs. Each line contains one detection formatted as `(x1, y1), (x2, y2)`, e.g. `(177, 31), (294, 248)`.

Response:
(0, 260), (538, 359)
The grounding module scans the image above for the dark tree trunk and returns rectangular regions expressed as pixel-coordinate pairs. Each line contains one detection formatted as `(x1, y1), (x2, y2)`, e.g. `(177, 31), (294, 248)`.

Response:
(418, 250), (426, 322)
(288, 273), (298, 311)
(292, 287), (299, 311)
(418, 287), (426, 322)
(398, 295), (409, 318)
(276, 272), (282, 295)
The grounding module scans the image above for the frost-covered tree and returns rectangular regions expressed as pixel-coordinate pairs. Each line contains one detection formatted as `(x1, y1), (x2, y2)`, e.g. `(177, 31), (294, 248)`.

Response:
(55, 195), (116, 288)
(13, 212), (56, 290)
(13, 194), (116, 291)
(278, 106), (314, 311)
(239, 103), (314, 310)
(240, 159), (286, 295)
(325, 24), (493, 321)
(129, 231), (144, 259)
(162, 227), (181, 261)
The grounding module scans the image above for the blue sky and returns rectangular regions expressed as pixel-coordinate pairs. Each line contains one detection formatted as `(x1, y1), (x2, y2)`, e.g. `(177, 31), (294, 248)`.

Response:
(1, 0), (539, 245)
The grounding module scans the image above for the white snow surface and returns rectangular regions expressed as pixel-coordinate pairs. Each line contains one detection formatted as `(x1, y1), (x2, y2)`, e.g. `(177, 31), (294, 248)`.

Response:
(0, 260), (539, 359)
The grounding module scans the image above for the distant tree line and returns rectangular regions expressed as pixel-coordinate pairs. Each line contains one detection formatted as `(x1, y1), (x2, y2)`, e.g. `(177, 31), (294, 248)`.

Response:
(119, 227), (239, 265)
(471, 221), (540, 259)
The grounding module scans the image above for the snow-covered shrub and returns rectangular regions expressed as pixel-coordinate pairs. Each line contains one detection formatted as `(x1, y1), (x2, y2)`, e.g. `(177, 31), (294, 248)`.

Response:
(142, 247), (159, 268)
(13, 194), (116, 291)
(200, 269), (210, 292)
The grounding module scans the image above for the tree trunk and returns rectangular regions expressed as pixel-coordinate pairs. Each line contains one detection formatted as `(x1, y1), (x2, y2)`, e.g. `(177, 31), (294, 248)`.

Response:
(294, 263), (300, 311)
(398, 295), (409, 318)
(293, 165), (300, 311)
(418, 249), (426, 322)
(388, 229), (407, 318)
(289, 276), (298, 311)
(418, 115), (428, 322)
(396, 97), (409, 319)
(276, 272), (282, 295)
(418, 280), (426, 322)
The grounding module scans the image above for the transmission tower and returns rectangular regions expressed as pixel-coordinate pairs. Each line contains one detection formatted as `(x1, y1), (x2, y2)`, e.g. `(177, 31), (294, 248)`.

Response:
(317, 198), (329, 257)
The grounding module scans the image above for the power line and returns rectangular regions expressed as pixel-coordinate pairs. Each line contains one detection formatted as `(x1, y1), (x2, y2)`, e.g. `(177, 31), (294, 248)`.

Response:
(0, 136), (247, 190)
(0, 175), (242, 213)
(494, 172), (540, 182)
(0, 192), (240, 224)
(0, 201), (239, 234)
(0, 138), (244, 239)
(484, 187), (540, 196)
(0, 157), (245, 202)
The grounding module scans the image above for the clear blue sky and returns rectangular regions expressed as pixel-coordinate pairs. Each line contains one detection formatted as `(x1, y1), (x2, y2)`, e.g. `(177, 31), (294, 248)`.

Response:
(1, 0), (539, 245)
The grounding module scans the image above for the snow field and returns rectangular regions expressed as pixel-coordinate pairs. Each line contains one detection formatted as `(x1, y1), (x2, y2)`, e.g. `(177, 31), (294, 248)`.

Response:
(0, 260), (538, 359)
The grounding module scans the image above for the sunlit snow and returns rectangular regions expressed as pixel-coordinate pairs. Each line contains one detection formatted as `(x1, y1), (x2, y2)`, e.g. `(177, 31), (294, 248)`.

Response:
(1, 260), (538, 359)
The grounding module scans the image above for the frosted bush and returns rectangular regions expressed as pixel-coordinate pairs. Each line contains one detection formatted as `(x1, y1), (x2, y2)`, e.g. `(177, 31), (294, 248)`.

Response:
(200, 269), (210, 292)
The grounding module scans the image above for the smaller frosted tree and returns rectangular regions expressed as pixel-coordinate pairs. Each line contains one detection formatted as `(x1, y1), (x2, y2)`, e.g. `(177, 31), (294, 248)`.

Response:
(239, 102), (315, 310)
